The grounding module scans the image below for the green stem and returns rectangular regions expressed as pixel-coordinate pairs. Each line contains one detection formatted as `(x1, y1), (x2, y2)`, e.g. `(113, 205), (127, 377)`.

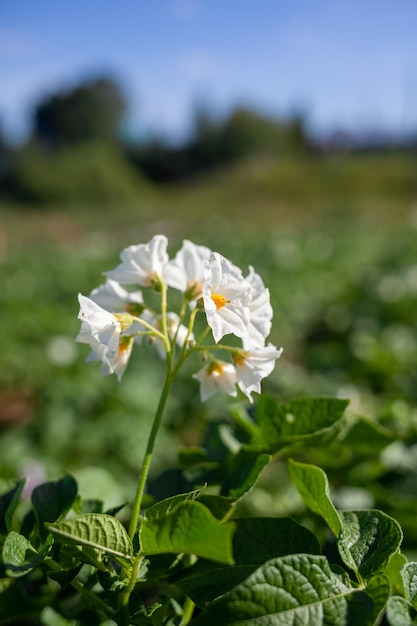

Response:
(182, 596), (196, 624)
(128, 359), (173, 540)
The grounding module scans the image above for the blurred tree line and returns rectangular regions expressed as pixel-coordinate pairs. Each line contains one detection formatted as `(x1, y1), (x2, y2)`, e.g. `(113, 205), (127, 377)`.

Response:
(0, 74), (415, 206)
(0, 75), (315, 206)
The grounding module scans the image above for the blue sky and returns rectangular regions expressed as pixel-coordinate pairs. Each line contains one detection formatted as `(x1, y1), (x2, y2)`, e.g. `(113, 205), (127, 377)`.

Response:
(1, 0), (417, 143)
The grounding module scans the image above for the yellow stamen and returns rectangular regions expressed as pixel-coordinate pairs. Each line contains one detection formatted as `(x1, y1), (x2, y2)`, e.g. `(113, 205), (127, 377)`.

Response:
(211, 293), (228, 309)
(207, 361), (224, 375)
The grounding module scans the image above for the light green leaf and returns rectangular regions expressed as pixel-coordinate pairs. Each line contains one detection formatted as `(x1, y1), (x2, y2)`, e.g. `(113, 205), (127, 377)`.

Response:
(46, 513), (133, 560)
(403, 562), (417, 608)
(385, 552), (408, 597)
(145, 488), (204, 520)
(2, 531), (53, 577)
(387, 596), (417, 626)
(338, 510), (403, 581)
(140, 500), (235, 564)
(254, 396), (349, 452)
(193, 553), (371, 626)
(289, 459), (342, 537)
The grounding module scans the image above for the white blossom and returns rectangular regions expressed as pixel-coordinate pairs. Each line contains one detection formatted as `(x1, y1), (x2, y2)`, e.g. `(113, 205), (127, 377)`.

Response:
(106, 234), (169, 288)
(193, 360), (237, 401)
(202, 252), (251, 343)
(244, 266), (273, 348)
(164, 239), (211, 302)
(76, 294), (133, 381)
(234, 344), (283, 402)
(89, 279), (144, 313)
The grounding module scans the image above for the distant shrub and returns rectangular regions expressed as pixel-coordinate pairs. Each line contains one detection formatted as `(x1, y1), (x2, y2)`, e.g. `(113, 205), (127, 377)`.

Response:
(12, 141), (148, 206)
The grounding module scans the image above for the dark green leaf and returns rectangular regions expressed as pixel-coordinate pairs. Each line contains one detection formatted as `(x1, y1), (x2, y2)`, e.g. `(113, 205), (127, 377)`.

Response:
(363, 575), (391, 625)
(254, 396), (349, 453)
(2, 531), (53, 577)
(0, 480), (25, 534)
(178, 447), (209, 467)
(338, 510), (403, 581)
(197, 494), (234, 520)
(140, 500), (235, 564)
(174, 517), (321, 606)
(289, 459), (342, 536)
(341, 415), (398, 454)
(48, 564), (82, 588)
(31, 475), (78, 524)
(192, 554), (362, 626)
(46, 513), (133, 559)
(220, 449), (271, 500)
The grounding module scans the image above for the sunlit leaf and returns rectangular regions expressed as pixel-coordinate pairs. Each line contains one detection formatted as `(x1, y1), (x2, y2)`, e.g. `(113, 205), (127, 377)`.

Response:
(254, 396), (349, 453)
(338, 509), (403, 581)
(289, 459), (342, 536)
(386, 596), (417, 626)
(193, 553), (371, 626)
(140, 500), (235, 564)
(46, 513), (133, 560)
(2, 531), (52, 577)
(403, 562), (417, 608)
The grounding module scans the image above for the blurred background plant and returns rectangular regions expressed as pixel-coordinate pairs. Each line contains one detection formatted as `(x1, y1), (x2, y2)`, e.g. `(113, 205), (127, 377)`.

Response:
(1, 0), (417, 558)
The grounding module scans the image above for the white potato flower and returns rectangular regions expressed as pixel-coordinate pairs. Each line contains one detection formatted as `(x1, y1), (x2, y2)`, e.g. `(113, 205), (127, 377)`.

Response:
(193, 360), (238, 402)
(202, 252), (251, 343)
(89, 279), (144, 314)
(164, 239), (211, 301)
(234, 344), (283, 402)
(244, 266), (273, 348)
(106, 234), (169, 288)
(76, 294), (133, 381)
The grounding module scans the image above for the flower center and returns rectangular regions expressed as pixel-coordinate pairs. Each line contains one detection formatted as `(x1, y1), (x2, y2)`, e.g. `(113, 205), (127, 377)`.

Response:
(211, 293), (228, 309)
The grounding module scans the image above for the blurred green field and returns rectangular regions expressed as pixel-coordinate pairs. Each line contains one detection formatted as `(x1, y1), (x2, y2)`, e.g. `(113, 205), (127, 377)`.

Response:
(1, 151), (417, 548)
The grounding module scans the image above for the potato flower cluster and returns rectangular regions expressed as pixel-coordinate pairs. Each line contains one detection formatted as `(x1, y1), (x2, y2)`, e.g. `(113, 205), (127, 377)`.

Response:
(77, 235), (282, 402)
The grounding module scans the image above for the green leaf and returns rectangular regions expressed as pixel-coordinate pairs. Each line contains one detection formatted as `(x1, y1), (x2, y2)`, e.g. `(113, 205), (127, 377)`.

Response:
(220, 449), (271, 500)
(197, 494), (234, 520)
(289, 459), (342, 537)
(338, 509), (403, 581)
(341, 415), (398, 455)
(385, 552), (408, 597)
(2, 531), (53, 577)
(145, 488), (204, 520)
(140, 500), (235, 564)
(403, 562), (417, 608)
(192, 553), (368, 626)
(174, 517), (321, 606)
(0, 480), (25, 534)
(31, 475), (78, 524)
(46, 513), (133, 560)
(254, 396), (349, 453)
(364, 575), (391, 625)
(387, 596), (417, 626)
(178, 447), (209, 467)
